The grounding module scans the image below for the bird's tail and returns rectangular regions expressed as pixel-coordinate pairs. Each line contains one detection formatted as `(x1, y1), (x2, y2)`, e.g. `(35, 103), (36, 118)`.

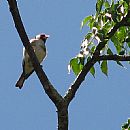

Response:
(15, 73), (25, 89)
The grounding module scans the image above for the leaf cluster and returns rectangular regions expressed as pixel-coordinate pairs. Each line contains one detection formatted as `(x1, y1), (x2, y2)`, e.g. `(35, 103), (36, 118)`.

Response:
(69, 0), (130, 77)
(122, 119), (130, 130)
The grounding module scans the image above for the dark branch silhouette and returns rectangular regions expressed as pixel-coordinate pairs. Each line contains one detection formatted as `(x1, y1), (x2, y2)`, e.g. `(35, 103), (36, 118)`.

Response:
(7, 0), (63, 107)
(7, 1), (68, 129)
(98, 55), (130, 61)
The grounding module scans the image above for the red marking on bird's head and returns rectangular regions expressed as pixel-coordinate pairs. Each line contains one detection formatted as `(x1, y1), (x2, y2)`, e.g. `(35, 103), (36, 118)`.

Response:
(36, 33), (50, 41)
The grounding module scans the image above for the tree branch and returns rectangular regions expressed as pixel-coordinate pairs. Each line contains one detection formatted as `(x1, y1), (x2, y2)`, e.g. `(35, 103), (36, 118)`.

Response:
(94, 10), (130, 55)
(64, 57), (96, 104)
(7, 0), (63, 107)
(64, 10), (130, 104)
(98, 54), (130, 61)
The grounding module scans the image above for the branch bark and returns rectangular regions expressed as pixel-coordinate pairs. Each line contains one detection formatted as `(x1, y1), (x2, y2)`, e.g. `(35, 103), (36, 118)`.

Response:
(7, 0), (63, 108)
(98, 55), (130, 61)
(64, 57), (96, 103)
(7, 1), (69, 129)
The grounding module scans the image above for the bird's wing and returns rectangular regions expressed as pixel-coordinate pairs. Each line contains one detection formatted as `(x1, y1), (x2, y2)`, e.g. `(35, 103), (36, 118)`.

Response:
(30, 38), (38, 46)
(22, 38), (38, 58)
(21, 38), (43, 79)
(22, 59), (34, 79)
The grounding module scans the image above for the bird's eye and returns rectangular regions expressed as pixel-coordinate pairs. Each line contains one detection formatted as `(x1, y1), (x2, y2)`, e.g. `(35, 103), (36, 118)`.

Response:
(41, 35), (45, 38)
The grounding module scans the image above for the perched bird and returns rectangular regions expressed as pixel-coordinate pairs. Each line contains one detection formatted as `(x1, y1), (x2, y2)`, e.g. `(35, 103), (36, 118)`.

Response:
(15, 33), (49, 89)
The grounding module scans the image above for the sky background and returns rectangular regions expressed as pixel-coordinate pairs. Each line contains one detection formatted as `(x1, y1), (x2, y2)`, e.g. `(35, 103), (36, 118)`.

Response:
(1, 0), (130, 130)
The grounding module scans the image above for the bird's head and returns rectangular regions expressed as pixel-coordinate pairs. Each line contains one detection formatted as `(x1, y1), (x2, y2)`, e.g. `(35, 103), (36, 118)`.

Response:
(36, 33), (50, 42)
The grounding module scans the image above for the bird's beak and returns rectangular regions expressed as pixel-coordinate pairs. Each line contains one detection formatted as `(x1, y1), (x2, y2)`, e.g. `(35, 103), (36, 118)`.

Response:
(45, 34), (50, 38)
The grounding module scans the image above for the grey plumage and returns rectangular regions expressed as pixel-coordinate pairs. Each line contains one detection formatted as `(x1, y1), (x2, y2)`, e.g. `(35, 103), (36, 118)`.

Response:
(15, 34), (49, 89)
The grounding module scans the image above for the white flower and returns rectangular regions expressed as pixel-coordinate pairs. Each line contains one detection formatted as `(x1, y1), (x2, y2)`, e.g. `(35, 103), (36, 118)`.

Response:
(81, 39), (89, 49)
(84, 48), (90, 56)
(68, 64), (71, 74)
(105, 13), (112, 18)
(120, 5), (124, 14)
(92, 27), (97, 34)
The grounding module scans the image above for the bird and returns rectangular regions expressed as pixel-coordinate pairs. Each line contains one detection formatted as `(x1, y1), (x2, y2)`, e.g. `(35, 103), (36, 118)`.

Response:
(15, 33), (49, 89)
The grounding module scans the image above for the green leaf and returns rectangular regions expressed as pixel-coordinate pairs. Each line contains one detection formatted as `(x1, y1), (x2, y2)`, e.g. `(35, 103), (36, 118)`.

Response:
(101, 60), (108, 76)
(107, 48), (113, 55)
(91, 46), (96, 53)
(88, 17), (95, 29)
(126, 38), (130, 48)
(123, 1), (129, 15)
(96, 32), (104, 41)
(96, 0), (104, 14)
(90, 66), (95, 77)
(85, 33), (93, 41)
(104, 0), (110, 8)
(126, 38), (130, 42)
(69, 57), (79, 75)
(119, 50), (125, 55)
(79, 57), (85, 65)
(111, 35), (122, 54)
(81, 16), (92, 29)
(79, 63), (84, 70)
(69, 57), (84, 75)
(122, 123), (129, 129)
(128, 42), (130, 48)
(116, 61), (124, 68)
(87, 56), (92, 62)
(117, 27), (127, 42)
(124, 0), (129, 6)
(102, 22), (113, 34)
(128, 118), (130, 124)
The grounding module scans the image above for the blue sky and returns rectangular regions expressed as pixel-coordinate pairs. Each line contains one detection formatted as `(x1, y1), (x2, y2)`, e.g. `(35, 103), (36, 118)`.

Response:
(1, 0), (130, 130)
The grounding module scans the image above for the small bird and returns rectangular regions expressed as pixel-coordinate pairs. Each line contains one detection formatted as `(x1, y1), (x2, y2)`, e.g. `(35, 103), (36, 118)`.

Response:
(15, 33), (49, 89)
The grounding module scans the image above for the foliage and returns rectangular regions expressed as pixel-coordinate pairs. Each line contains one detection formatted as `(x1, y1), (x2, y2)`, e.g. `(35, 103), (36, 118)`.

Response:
(122, 119), (130, 130)
(69, 0), (130, 76)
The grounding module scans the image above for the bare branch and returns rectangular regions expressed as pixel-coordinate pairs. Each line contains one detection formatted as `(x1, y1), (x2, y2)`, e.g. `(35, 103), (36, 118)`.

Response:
(7, 0), (63, 107)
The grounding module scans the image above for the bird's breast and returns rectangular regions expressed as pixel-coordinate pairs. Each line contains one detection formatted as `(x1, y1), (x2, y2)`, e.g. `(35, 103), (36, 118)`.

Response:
(24, 44), (46, 74)
(33, 45), (46, 63)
